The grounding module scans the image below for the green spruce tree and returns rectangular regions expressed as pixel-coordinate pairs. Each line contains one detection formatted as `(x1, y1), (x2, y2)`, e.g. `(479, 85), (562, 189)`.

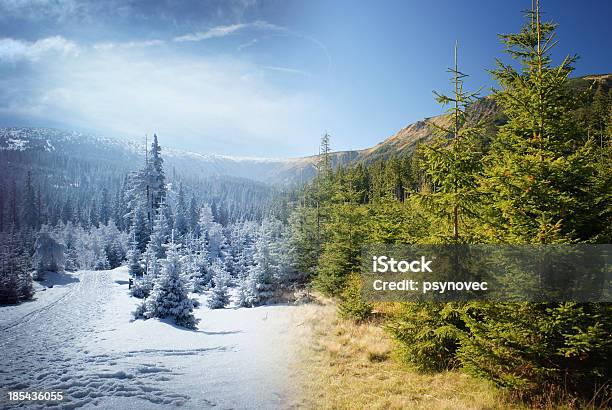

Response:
(459, 1), (610, 397)
(479, 0), (597, 244)
(420, 41), (484, 242)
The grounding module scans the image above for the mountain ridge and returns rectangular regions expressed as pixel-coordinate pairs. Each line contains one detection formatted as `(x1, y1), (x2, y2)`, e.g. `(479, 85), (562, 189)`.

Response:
(1, 73), (609, 184)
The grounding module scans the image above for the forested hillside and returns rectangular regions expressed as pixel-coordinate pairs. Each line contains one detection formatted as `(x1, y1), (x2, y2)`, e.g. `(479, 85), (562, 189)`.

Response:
(0, 131), (301, 307)
(286, 3), (612, 406)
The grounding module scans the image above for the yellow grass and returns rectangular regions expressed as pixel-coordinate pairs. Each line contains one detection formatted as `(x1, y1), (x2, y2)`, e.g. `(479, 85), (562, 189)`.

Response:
(288, 296), (522, 410)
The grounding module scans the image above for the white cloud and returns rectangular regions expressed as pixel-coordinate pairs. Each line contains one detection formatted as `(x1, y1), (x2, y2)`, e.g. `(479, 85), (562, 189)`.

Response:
(0, 48), (325, 155)
(93, 39), (165, 51)
(173, 20), (281, 42)
(0, 36), (78, 62)
(263, 66), (311, 78)
(0, 19), (333, 155)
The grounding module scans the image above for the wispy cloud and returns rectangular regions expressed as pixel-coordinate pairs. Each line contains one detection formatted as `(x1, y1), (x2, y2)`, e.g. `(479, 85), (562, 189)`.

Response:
(263, 65), (312, 78)
(0, 0), (81, 20)
(237, 37), (259, 51)
(0, 36), (78, 62)
(173, 20), (280, 42)
(93, 39), (165, 51)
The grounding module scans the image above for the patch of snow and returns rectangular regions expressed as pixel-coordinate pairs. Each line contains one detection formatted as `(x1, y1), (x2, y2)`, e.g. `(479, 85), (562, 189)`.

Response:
(0, 266), (301, 409)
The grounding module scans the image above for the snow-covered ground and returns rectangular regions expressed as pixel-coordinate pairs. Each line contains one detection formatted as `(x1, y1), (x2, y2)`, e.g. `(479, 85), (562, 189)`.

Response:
(0, 267), (301, 409)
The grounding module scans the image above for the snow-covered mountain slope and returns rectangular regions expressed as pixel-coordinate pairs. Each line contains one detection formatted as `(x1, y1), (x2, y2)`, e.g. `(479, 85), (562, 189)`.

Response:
(0, 116), (454, 184)
(2, 74), (609, 185)
(0, 127), (303, 184)
(0, 117), (446, 185)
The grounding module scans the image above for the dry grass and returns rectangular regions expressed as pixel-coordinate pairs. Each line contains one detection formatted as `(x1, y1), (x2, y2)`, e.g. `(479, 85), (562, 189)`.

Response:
(288, 296), (522, 410)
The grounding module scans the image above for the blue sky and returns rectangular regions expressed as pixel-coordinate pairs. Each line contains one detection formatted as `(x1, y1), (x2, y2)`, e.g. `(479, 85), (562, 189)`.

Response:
(0, 0), (610, 157)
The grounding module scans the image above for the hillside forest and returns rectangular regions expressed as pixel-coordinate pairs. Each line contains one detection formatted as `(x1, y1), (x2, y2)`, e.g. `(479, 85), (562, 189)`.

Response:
(0, 1), (611, 406)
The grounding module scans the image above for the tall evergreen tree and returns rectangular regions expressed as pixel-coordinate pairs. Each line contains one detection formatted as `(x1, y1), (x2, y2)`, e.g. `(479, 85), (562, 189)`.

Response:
(314, 197), (368, 294)
(130, 205), (149, 253)
(460, 1), (611, 396)
(420, 41), (484, 242)
(9, 180), (19, 230)
(286, 209), (318, 282)
(312, 133), (333, 257)
(148, 133), (166, 212)
(480, 0), (597, 244)
(173, 183), (188, 238)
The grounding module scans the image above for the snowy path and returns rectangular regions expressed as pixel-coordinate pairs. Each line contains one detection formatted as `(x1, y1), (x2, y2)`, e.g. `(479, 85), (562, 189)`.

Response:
(0, 268), (300, 409)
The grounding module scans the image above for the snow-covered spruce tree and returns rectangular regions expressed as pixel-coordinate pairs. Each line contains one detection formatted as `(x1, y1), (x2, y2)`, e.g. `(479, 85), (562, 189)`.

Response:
(147, 205), (170, 259)
(62, 222), (79, 271)
(75, 225), (93, 270)
(131, 252), (159, 299)
(130, 204), (149, 253)
(207, 260), (230, 309)
(206, 222), (227, 260)
(273, 220), (298, 286)
(173, 183), (188, 240)
(89, 199), (99, 228)
(17, 264), (34, 301)
(162, 204), (175, 237)
(136, 241), (198, 329)
(186, 205), (217, 292)
(108, 236), (127, 269)
(127, 236), (142, 277)
(190, 241), (212, 292)
(198, 203), (215, 237)
(237, 221), (278, 307)
(149, 253), (162, 276)
(226, 223), (241, 276)
(147, 134), (167, 213)
(101, 221), (127, 269)
(125, 134), (166, 230)
(0, 246), (20, 304)
(227, 221), (256, 278)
